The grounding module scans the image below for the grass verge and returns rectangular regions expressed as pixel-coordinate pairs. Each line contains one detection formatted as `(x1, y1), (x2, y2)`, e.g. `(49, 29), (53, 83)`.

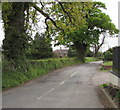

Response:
(99, 61), (112, 71)
(103, 61), (113, 66)
(85, 57), (99, 63)
(2, 58), (80, 90)
(2, 57), (98, 90)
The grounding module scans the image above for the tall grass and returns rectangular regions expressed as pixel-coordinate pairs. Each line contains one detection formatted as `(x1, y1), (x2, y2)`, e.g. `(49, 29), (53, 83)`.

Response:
(2, 58), (80, 90)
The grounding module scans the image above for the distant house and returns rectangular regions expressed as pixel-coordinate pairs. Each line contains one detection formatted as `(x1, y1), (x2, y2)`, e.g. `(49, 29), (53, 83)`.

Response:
(53, 49), (68, 58)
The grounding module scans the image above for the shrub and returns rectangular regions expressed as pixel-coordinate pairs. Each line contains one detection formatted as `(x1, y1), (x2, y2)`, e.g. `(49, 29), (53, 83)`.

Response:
(103, 48), (113, 61)
(67, 48), (77, 57)
(103, 51), (113, 61)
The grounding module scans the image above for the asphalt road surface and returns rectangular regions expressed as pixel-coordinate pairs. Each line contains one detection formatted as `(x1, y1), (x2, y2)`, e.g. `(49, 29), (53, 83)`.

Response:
(3, 61), (109, 108)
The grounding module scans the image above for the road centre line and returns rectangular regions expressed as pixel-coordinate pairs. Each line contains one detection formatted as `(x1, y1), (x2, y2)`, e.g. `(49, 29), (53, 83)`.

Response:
(70, 71), (77, 76)
(60, 81), (65, 85)
(37, 71), (77, 100)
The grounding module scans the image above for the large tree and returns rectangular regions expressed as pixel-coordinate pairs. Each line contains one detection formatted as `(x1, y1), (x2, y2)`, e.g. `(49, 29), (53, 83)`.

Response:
(2, 2), (40, 67)
(44, 2), (118, 61)
(2, 2), (30, 67)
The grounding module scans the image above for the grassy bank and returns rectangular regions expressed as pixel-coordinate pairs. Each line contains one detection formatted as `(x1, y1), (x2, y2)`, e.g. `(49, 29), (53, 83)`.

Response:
(2, 58), (80, 90)
(2, 57), (98, 90)
(103, 61), (113, 66)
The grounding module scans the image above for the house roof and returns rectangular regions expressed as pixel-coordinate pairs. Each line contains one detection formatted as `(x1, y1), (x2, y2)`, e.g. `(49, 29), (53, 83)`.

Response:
(53, 49), (68, 54)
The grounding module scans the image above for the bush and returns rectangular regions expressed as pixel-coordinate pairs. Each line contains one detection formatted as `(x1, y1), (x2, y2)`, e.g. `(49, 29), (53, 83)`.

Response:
(86, 50), (94, 57)
(26, 32), (53, 60)
(103, 48), (113, 61)
(67, 48), (77, 57)
(103, 51), (113, 61)
(2, 58), (80, 90)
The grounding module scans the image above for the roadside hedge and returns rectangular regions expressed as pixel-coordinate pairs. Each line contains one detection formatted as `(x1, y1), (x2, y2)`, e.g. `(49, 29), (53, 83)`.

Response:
(2, 58), (80, 90)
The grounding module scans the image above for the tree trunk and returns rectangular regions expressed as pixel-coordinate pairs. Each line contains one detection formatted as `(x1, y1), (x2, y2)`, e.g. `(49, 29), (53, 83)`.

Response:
(74, 41), (87, 62)
(94, 45), (99, 57)
(2, 3), (26, 62)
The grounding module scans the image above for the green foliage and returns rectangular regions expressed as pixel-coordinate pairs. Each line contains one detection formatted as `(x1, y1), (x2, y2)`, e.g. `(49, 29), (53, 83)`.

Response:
(103, 48), (113, 61)
(95, 52), (103, 59)
(2, 2), (119, 65)
(103, 61), (113, 66)
(103, 51), (113, 60)
(67, 47), (77, 57)
(116, 90), (120, 101)
(49, 2), (118, 45)
(2, 58), (80, 90)
(3, 31), (29, 60)
(2, 57), (98, 90)
(2, 2), (31, 70)
(85, 57), (98, 63)
(101, 83), (108, 88)
(2, 2), (37, 68)
(26, 32), (53, 59)
(99, 66), (105, 70)
(86, 49), (94, 57)
(47, 2), (118, 61)
(2, 2), (12, 30)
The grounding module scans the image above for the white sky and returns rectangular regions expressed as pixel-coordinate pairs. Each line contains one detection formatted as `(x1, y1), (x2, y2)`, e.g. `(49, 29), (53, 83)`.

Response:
(95, 0), (119, 52)
(0, 0), (120, 52)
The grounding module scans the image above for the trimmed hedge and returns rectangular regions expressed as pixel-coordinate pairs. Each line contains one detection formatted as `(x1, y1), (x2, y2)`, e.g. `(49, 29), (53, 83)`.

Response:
(2, 58), (80, 90)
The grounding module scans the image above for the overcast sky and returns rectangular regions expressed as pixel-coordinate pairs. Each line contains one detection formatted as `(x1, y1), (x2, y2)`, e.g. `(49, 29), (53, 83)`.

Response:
(94, 0), (119, 52)
(0, 0), (119, 51)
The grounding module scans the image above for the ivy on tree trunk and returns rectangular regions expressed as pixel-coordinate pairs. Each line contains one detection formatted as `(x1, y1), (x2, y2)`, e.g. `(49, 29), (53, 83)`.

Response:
(2, 2), (29, 69)
(74, 41), (87, 62)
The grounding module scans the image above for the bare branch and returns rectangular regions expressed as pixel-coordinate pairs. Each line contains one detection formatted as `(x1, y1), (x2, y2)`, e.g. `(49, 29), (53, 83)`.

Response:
(93, 33), (106, 55)
(32, 3), (64, 33)
(58, 2), (72, 23)
(45, 18), (49, 32)
(40, 2), (44, 9)
(32, 3), (49, 18)
(99, 35), (106, 48)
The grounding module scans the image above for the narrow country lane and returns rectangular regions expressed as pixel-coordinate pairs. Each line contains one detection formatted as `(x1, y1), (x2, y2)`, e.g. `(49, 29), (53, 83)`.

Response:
(3, 61), (109, 108)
